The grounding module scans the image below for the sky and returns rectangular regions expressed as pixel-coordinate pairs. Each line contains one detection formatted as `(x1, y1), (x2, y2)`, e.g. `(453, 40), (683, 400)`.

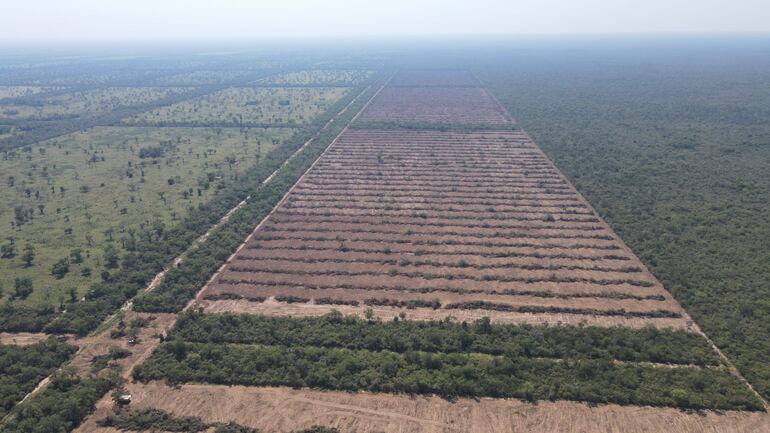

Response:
(1, 0), (769, 41)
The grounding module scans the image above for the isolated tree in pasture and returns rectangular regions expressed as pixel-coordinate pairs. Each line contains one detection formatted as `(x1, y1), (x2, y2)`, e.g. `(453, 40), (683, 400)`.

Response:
(13, 277), (33, 299)
(51, 258), (70, 279)
(104, 245), (120, 269)
(68, 287), (78, 303)
(1, 242), (15, 259)
(21, 243), (35, 267)
(70, 248), (84, 264)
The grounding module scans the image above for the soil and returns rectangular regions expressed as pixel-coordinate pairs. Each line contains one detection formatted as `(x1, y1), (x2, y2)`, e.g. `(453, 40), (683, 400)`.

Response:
(76, 383), (770, 433)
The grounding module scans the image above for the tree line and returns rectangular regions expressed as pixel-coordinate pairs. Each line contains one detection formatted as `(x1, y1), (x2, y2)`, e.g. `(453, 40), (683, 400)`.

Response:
(170, 311), (719, 366)
(133, 339), (762, 411)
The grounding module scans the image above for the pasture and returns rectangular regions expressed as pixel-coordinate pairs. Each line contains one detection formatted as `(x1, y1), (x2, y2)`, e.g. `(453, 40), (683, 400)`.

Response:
(123, 87), (350, 126)
(0, 126), (294, 305)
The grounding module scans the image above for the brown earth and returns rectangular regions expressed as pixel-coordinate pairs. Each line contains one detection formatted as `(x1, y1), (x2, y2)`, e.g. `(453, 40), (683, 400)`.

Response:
(200, 298), (693, 330)
(0, 332), (61, 346)
(70, 312), (175, 378)
(76, 383), (770, 433)
(198, 129), (691, 329)
(356, 87), (512, 125)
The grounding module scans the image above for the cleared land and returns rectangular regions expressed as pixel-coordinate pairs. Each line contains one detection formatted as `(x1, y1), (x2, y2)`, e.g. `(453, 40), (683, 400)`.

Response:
(356, 87), (511, 127)
(123, 87), (349, 126)
(388, 69), (481, 87)
(76, 383), (770, 433)
(201, 129), (691, 329)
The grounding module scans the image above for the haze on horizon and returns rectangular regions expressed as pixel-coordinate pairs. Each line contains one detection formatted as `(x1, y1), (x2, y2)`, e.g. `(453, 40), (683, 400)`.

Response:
(1, 0), (769, 42)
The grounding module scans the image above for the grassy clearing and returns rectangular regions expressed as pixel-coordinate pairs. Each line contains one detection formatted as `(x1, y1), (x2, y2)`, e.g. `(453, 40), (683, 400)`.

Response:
(0, 126), (294, 306)
(255, 70), (374, 86)
(154, 71), (256, 86)
(0, 87), (56, 100)
(123, 87), (349, 126)
(0, 88), (191, 121)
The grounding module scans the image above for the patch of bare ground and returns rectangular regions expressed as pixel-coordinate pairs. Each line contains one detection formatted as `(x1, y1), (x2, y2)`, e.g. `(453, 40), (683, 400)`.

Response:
(76, 383), (770, 433)
(0, 332), (67, 346)
(70, 312), (175, 378)
(389, 69), (481, 87)
(199, 298), (693, 330)
(356, 87), (512, 126)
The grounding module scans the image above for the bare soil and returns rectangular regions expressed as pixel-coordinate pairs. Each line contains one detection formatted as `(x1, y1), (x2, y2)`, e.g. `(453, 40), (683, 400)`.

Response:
(200, 298), (693, 330)
(0, 332), (61, 346)
(76, 383), (770, 433)
(198, 128), (692, 329)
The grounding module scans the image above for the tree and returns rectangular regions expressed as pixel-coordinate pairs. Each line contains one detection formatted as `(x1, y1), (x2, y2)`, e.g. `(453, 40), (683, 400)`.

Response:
(70, 248), (84, 264)
(14, 277), (33, 299)
(364, 307), (374, 321)
(21, 243), (35, 267)
(1, 242), (15, 259)
(104, 245), (120, 269)
(51, 258), (70, 279)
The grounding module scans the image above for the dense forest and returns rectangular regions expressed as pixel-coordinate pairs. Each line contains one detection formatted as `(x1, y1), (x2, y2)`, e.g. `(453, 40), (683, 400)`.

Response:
(477, 39), (770, 399)
(0, 368), (119, 433)
(0, 338), (77, 418)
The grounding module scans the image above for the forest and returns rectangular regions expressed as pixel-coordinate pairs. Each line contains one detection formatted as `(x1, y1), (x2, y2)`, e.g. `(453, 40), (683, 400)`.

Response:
(133, 339), (761, 411)
(477, 40), (770, 400)
(170, 311), (719, 366)
(0, 338), (76, 418)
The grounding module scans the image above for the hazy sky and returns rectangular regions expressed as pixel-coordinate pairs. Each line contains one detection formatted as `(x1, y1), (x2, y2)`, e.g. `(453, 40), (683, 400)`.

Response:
(2, 0), (769, 41)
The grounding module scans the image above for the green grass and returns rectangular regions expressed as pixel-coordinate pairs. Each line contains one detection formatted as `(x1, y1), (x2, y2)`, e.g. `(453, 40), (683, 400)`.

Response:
(154, 70), (255, 86)
(255, 70), (374, 86)
(0, 126), (294, 306)
(123, 87), (350, 126)
(0, 88), (191, 121)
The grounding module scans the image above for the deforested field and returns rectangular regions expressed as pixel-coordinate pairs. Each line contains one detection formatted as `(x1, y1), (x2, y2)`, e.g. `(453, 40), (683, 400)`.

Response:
(202, 128), (691, 329)
(388, 69), (481, 87)
(13, 64), (767, 433)
(75, 383), (770, 433)
(355, 87), (512, 127)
